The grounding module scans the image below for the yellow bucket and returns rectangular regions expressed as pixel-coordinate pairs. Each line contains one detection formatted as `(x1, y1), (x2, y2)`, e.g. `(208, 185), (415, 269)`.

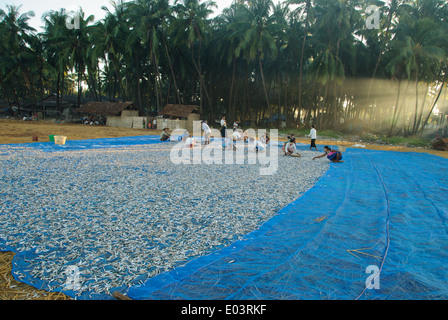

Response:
(54, 135), (67, 145)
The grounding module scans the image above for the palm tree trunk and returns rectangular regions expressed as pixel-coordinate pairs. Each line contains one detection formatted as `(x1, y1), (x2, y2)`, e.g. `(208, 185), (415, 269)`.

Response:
(77, 66), (82, 108)
(365, 0), (396, 108)
(162, 37), (181, 104)
(298, 0), (311, 112)
(229, 56), (237, 123)
(259, 56), (270, 113)
(61, 71), (65, 105)
(98, 64), (102, 102)
(415, 83), (430, 133)
(84, 71), (98, 101)
(320, 83), (328, 128)
(111, 58), (126, 100)
(191, 44), (203, 111)
(400, 79), (412, 135)
(151, 52), (161, 112)
(39, 58), (44, 101)
(412, 64), (419, 134)
(56, 73), (60, 113)
(388, 79), (402, 137)
(418, 80), (445, 136)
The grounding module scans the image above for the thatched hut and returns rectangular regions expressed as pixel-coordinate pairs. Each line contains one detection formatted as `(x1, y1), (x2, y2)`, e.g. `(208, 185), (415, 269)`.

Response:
(157, 104), (200, 119)
(157, 104), (201, 131)
(77, 101), (137, 116)
(76, 102), (146, 128)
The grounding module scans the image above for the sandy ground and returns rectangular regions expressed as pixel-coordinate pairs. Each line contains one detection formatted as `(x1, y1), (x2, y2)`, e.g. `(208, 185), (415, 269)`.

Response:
(0, 118), (446, 300)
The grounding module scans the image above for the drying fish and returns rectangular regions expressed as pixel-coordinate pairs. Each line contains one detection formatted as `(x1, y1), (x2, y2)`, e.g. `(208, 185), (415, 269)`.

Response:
(0, 142), (328, 299)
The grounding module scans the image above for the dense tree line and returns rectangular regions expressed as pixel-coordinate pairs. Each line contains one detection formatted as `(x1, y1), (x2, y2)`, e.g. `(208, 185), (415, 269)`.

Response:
(1, 0), (447, 136)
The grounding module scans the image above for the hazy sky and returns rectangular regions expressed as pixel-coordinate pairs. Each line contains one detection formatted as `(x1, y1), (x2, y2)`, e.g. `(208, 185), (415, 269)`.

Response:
(0, 0), (235, 32)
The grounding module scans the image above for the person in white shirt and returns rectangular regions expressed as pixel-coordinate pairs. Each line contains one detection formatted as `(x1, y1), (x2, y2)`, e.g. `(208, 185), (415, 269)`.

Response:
(232, 129), (242, 150)
(307, 125), (318, 151)
(283, 139), (302, 157)
(232, 130), (242, 141)
(220, 116), (227, 138)
(201, 120), (211, 145)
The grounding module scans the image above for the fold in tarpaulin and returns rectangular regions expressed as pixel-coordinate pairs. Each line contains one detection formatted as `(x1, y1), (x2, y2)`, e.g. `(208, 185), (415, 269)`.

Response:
(127, 148), (448, 300)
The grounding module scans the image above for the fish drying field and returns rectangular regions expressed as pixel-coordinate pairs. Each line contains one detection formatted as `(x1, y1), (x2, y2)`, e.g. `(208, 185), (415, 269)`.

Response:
(0, 139), (328, 299)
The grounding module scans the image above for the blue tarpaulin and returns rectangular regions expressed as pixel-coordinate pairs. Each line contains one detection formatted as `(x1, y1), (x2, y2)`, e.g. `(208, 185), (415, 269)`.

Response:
(23, 135), (164, 152)
(127, 148), (448, 300)
(1, 136), (447, 299)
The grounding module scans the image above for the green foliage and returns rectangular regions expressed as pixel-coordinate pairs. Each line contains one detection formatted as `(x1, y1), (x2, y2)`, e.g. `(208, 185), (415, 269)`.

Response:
(0, 0), (447, 135)
(380, 136), (430, 147)
(318, 130), (342, 139)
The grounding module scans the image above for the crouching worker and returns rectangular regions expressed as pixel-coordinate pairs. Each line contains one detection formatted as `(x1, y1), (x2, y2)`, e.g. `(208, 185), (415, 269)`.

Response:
(160, 128), (171, 141)
(282, 139), (301, 157)
(313, 146), (343, 163)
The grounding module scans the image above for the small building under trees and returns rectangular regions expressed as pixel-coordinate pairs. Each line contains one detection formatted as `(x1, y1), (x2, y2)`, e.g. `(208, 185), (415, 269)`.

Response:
(157, 104), (201, 132)
(76, 101), (147, 128)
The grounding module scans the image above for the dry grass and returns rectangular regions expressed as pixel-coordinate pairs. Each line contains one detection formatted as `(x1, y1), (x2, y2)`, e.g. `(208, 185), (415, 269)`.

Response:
(0, 251), (71, 300)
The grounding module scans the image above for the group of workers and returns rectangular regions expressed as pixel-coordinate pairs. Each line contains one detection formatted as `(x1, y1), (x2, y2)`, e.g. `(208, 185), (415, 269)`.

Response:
(159, 118), (343, 163)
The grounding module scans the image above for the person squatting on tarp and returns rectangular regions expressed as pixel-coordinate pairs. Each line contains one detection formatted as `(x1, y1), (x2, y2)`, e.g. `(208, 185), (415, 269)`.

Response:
(160, 128), (171, 141)
(282, 139), (302, 157)
(312, 146), (343, 163)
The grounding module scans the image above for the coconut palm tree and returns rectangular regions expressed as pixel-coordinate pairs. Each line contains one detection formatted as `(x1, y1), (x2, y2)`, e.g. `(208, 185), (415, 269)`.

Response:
(99, 0), (129, 101)
(387, 15), (446, 135)
(0, 5), (36, 105)
(289, 0), (313, 114)
(42, 9), (72, 111)
(234, 0), (278, 114)
(43, 8), (95, 107)
(170, 0), (217, 113)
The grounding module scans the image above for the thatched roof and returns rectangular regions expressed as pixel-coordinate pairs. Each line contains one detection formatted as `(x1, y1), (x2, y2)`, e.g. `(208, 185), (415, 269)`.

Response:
(77, 102), (136, 115)
(158, 104), (200, 118)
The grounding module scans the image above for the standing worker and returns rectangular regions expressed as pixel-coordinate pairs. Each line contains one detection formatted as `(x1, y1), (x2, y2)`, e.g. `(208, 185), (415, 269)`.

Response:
(220, 115), (227, 138)
(307, 125), (318, 151)
(202, 120), (211, 145)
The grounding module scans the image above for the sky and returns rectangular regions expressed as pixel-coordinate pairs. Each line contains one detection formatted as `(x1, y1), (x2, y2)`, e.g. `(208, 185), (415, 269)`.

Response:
(0, 0), (235, 32)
